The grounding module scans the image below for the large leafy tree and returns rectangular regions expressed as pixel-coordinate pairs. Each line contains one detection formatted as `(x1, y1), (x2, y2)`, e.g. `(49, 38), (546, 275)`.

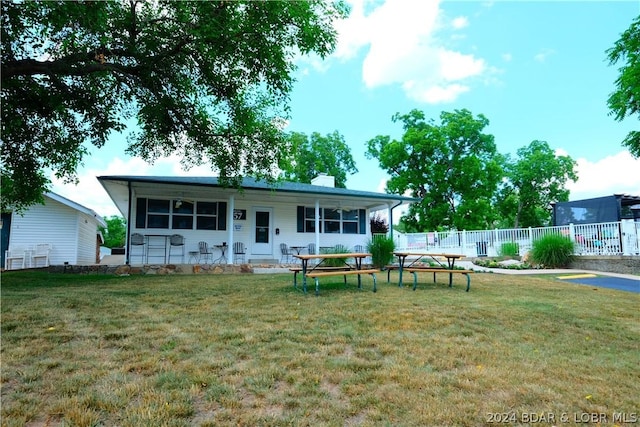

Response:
(1, 0), (348, 212)
(100, 215), (126, 248)
(366, 109), (504, 232)
(497, 140), (577, 228)
(607, 15), (640, 157)
(279, 131), (357, 188)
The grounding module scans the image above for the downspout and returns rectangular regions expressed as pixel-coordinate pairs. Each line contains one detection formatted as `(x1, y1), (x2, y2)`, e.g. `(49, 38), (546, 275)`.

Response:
(125, 181), (133, 265)
(388, 200), (404, 236)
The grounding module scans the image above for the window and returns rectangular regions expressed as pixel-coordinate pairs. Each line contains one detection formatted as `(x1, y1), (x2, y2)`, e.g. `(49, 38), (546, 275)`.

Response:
(135, 198), (227, 230)
(172, 201), (194, 229)
(297, 206), (366, 234)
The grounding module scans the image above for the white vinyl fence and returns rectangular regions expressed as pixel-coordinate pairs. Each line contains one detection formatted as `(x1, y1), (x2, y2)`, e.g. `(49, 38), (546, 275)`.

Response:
(393, 220), (640, 258)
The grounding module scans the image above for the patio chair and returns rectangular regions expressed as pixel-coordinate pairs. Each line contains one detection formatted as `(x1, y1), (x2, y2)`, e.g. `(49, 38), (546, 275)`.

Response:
(130, 233), (146, 264)
(280, 243), (292, 263)
(168, 234), (185, 263)
(307, 243), (316, 255)
(4, 247), (27, 270)
(198, 241), (214, 264)
(31, 243), (52, 268)
(233, 242), (246, 263)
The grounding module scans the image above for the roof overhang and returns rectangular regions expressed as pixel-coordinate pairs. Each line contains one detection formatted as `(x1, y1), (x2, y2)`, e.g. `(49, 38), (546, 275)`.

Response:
(97, 176), (419, 218)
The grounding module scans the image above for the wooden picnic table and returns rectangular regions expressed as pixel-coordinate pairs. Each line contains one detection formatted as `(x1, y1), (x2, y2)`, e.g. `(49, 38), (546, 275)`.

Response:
(293, 252), (375, 294)
(391, 252), (465, 287)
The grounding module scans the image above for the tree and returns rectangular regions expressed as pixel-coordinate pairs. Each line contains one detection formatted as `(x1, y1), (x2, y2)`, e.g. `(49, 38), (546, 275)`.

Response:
(100, 215), (127, 248)
(279, 131), (357, 188)
(1, 0), (348, 212)
(366, 109), (504, 232)
(607, 15), (640, 157)
(497, 140), (577, 228)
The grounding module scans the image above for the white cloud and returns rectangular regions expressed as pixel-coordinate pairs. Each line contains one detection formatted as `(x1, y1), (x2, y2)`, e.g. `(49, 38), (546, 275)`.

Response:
(333, 0), (488, 104)
(567, 151), (640, 201)
(452, 16), (469, 29)
(534, 48), (556, 63)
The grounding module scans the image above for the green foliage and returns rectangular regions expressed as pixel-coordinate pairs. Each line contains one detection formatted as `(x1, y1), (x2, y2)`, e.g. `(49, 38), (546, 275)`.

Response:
(100, 216), (126, 248)
(606, 15), (640, 157)
(366, 109), (504, 231)
(1, 0), (348, 211)
(321, 244), (350, 267)
(498, 242), (520, 257)
(280, 131), (358, 188)
(370, 214), (389, 234)
(530, 234), (575, 268)
(366, 236), (395, 269)
(497, 140), (577, 228)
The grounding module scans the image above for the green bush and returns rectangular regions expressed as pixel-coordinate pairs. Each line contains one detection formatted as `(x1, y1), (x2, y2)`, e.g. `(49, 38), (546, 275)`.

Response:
(322, 245), (350, 267)
(499, 241), (520, 257)
(366, 236), (395, 269)
(530, 234), (575, 268)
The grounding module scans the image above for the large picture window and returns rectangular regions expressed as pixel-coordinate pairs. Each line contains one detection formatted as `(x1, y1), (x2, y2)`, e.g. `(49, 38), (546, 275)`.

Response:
(135, 198), (227, 230)
(296, 206), (366, 235)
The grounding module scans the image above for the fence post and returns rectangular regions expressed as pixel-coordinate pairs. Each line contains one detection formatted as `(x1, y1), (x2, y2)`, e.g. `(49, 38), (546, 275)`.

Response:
(528, 227), (533, 250)
(462, 230), (467, 256)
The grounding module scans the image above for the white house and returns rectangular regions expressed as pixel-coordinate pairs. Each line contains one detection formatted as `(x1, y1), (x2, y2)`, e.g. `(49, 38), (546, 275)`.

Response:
(1, 192), (108, 269)
(98, 175), (418, 265)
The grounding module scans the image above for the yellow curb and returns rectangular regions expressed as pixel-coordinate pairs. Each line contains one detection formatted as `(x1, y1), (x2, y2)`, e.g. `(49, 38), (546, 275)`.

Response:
(557, 274), (597, 280)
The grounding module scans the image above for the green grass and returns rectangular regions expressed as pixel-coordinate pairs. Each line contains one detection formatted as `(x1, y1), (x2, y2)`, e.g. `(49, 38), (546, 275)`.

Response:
(1, 270), (639, 426)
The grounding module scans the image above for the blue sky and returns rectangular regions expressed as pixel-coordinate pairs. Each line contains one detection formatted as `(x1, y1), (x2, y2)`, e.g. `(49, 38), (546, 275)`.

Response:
(51, 0), (640, 218)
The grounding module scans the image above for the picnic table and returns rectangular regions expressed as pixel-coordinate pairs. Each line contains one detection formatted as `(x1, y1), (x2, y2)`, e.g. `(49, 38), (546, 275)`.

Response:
(292, 252), (379, 295)
(391, 252), (465, 287)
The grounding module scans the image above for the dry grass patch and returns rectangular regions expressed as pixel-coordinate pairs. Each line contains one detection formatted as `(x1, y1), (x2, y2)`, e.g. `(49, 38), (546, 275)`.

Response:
(1, 271), (638, 426)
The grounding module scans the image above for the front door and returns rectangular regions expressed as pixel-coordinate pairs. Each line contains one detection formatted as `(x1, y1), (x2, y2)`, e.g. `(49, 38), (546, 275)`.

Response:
(252, 208), (273, 255)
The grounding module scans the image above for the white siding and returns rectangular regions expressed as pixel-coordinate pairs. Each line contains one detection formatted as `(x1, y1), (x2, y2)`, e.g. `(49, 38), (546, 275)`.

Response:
(77, 212), (99, 265)
(8, 196), (103, 266)
(9, 199), (79, 265)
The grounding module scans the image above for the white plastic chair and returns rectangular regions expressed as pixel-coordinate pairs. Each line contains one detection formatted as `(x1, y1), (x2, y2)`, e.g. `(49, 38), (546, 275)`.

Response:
(31, 243), (52, 268)
(5, 247), (27, 270)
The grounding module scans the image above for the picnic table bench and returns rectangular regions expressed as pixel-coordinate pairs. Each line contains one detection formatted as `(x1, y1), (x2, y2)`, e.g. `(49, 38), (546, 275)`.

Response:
(290, 266), (352, 288)
(306, 269), (380, 295)
(404, 268), (473, 292)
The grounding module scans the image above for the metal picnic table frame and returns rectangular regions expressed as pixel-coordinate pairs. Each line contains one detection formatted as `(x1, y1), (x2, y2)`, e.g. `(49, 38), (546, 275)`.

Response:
(392, 252), (465, 287)
(293, 252), (371, 294)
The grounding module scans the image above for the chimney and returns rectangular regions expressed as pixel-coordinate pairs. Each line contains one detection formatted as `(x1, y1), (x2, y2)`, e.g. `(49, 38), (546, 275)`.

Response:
(311, 174), (335, 187)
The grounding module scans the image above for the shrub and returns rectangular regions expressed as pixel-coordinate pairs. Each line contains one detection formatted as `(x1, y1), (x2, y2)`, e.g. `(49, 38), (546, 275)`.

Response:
(530, 234), (575, 268)
(366, 236), (395, 269)
(499, 241), (520, 257)
(322, 245), (350, 267)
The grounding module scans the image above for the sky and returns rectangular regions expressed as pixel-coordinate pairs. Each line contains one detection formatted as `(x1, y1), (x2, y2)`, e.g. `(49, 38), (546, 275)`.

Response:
(50, 0), (640, 219)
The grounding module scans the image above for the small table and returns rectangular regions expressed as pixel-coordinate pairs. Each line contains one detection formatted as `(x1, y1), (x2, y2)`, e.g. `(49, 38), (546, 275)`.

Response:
(214, 244), (228, 264)
(188, 251), (200, 264)
(289, 246), (306, 262)
(145, 235), (170, 263)
(392, 252), (464, 287)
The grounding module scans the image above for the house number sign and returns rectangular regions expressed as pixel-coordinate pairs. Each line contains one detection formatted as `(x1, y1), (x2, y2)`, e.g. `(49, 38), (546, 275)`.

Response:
(233, 209), (247, 220)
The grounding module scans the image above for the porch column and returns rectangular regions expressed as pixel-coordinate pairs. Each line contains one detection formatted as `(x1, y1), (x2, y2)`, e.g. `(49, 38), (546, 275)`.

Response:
(314, 200), (320, 254)
(228, 195), (235, 264)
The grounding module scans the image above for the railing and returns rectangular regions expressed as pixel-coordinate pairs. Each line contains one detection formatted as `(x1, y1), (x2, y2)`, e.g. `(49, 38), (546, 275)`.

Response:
(393, 220), (640, 257)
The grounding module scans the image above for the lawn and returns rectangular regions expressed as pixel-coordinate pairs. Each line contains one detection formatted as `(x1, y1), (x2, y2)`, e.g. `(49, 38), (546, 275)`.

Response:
(1, 270), (639, 426)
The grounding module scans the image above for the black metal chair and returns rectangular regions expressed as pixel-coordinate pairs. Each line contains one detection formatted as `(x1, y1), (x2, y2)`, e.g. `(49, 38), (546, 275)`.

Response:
(168, 234), (185, 263)
(280, 243), (292, 263)
(233, 242), (246, 263)
(198, 241), (213, 264)
(130, 233), (146, 264)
